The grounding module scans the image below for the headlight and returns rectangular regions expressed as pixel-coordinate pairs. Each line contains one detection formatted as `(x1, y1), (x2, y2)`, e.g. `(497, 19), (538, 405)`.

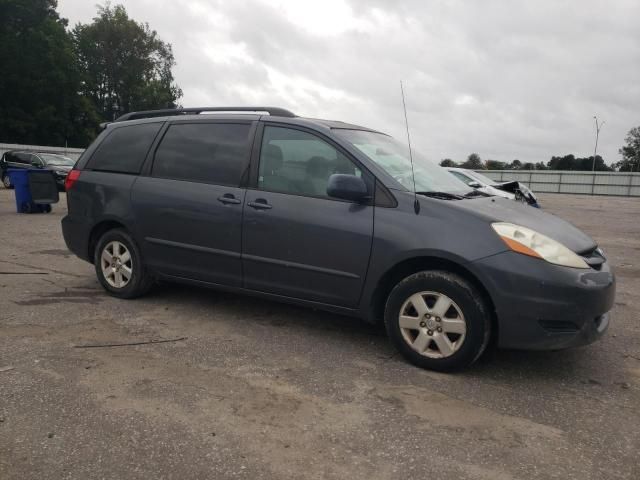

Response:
(492, 222), (589, 269)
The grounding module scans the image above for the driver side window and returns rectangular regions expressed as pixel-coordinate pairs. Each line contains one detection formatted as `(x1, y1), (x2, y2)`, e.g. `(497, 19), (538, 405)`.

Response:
(15, 153), (32, 165)
(258, 126), (364, 198)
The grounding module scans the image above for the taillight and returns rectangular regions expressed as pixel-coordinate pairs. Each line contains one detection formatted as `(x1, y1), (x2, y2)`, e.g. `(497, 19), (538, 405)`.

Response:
(65, 169), (81, 190)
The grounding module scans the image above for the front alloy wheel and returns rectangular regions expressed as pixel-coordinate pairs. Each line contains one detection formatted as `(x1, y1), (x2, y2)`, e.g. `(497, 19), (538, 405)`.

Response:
(399, 291), (466, 359)
(385, 271), (490, 371)
(2, 174), (12, 189)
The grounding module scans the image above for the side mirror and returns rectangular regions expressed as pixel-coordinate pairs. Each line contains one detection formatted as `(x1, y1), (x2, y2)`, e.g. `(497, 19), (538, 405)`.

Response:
(468, 181), (481, 188)
(31, 160), (43, 168)
(327, 174), (369, 202)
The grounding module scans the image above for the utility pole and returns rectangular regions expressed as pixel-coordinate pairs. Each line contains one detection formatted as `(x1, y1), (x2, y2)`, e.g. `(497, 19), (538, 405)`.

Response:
(592, 116), (605, 171)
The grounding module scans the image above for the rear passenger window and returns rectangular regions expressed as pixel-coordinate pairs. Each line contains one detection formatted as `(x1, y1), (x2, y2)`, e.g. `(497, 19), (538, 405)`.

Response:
(87, 123), (161, 174)
(152, 123), (252, 186)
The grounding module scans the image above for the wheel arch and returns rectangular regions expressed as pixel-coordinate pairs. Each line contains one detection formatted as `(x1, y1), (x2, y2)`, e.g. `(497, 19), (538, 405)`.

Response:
(368, 256), (498, 341)
(88, 219), (130, 262)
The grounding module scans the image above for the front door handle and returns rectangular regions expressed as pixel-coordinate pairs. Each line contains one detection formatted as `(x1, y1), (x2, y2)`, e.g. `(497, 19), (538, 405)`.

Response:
(217, 194), (241, 205)
(247, 199), (272, 210)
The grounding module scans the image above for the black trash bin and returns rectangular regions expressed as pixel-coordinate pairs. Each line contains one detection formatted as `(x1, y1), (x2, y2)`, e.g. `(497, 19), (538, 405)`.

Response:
(21, 169), (60, 213)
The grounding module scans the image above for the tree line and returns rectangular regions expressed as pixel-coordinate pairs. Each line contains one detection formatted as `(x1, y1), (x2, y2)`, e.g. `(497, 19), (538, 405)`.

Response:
(440, 128), (640, 172)
(0, 0), (181, 148)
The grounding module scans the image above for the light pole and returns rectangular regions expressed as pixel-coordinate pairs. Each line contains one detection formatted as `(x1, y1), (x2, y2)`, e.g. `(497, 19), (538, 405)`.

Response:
(592, 116), (605, 171)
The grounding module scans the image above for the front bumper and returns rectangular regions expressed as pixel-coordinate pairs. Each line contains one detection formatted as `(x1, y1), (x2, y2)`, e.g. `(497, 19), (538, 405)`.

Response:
(471, 251), (615, 350)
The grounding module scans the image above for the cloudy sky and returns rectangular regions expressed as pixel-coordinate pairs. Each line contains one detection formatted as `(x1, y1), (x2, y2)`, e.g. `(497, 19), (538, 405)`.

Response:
(58, 0), (639, 165)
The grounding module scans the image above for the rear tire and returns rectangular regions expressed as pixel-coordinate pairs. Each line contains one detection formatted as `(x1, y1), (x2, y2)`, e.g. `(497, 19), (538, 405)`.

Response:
(94, 229), (153, 299)
(384, 271), (490, 372)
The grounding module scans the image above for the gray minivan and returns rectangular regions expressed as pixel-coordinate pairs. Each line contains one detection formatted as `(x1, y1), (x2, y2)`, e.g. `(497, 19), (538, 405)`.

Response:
(61, 107), (615, 371)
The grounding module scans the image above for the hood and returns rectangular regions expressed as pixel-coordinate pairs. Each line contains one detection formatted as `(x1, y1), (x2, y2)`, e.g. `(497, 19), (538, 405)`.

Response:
(449, 196), (596, 253)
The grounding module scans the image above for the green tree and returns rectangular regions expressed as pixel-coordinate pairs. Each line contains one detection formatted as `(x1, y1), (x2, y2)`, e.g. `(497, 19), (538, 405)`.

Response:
(0, 0), (97, 146)
(584, 155), (611, 171)
(439, 158), (457, 167)
(547, 154), (611, 171)
(547, 154), (575, 170)
(613, 126), (640, 172)
(534, 161), (547, 170)
(73, 3), (182, 122)
(486, 160), (507, 170)
(461, 153), (484, 170)
(509, 159), (522, 170)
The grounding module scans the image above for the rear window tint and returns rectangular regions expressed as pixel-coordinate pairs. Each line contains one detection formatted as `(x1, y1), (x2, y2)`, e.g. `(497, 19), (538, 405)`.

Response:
(152, 123), (252, 186)
(14, 153), (32, 164)
(86, 122), (162, 174)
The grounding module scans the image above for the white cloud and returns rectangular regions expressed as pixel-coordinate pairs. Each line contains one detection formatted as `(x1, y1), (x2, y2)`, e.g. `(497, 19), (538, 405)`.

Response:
(57, 0), (640, 164)
(256, 0), (372, 36)
(454, 95), (478, 106)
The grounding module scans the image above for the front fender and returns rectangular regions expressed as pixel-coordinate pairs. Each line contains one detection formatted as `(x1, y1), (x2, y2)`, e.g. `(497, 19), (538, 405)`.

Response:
(356, 192), (508, 320)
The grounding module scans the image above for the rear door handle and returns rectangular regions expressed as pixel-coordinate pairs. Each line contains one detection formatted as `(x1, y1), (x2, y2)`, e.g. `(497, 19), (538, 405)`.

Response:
(247, 199), (272, 210)
(217, 194), (241, 205)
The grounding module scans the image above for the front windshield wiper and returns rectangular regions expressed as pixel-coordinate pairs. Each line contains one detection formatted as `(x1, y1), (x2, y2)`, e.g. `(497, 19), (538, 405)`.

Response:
(463, 190), (492, 198)
(416, 191), (465, 200)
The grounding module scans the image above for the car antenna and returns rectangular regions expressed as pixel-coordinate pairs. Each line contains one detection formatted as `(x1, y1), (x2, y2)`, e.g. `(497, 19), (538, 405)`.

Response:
(400, 81), (420, 214)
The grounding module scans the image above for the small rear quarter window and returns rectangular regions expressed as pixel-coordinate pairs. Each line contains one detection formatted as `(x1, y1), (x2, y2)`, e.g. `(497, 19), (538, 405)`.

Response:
(86, 122), (162, 174)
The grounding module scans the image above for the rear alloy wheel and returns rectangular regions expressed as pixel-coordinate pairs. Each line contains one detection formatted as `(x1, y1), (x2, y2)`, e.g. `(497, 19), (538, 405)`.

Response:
(2, 174), (12, 189)
(94, 229), (153, 299)
(101, 240), (133, 289)
(385, 271), (490, 371)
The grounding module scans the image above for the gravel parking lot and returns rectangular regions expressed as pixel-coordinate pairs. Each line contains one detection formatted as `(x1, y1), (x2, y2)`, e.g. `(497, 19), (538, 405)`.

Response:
(1, 190), (638, 480)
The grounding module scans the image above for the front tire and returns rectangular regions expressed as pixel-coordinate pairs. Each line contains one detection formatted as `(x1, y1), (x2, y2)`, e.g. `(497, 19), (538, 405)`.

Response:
(384, 271), (490, 372)
(94, 229), (153, 299)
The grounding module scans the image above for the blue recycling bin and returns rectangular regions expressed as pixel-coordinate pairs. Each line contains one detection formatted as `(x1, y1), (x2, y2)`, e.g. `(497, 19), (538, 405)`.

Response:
(7, 169), (57, 213)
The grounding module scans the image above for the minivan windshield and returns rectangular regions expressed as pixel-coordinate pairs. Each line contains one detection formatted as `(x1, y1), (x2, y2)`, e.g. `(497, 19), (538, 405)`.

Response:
(468, 170), (498, 186)
(336, 129), (471, 194)
(39, 154), (74, 166)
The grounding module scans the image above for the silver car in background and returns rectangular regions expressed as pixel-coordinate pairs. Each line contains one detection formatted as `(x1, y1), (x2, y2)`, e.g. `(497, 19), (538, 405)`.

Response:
(447, 167), (539, 207)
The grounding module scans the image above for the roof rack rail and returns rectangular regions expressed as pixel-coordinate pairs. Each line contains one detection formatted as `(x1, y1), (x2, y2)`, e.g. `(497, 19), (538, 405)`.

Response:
(114, 106), (296, 123)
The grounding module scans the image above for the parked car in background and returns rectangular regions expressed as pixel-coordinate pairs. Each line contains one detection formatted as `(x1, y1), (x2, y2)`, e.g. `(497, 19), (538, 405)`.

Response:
(447, 167), (539, 207)
(1, 151), (75, 190)
(61, 106), (613, 371)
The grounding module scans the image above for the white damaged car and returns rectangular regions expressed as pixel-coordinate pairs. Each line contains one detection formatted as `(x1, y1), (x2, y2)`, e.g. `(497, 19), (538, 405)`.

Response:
(447, 167), (539, 207)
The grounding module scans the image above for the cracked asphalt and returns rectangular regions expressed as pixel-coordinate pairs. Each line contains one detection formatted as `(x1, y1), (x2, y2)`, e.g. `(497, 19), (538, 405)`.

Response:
(0, 189), (638, 479)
